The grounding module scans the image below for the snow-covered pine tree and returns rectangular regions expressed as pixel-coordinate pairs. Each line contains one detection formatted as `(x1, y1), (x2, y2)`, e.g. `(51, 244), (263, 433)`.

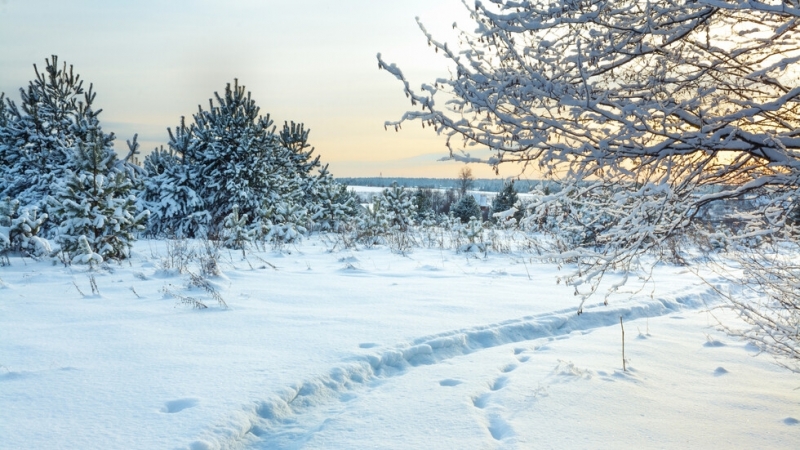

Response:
(306, 165), (357, 232)
(144, 80), (351, 240)
(51, 128), (149, 263)
(0, 56), (111, 229)
(145, 81), (295, 238)
(380, 183), (416, 232)
(0, 93), (8, 163)
(264, 198), (308, 245)
(412, 188), (436, 224)
(279, 122), (359, 233)
(280, 121), (321, 180)
(189, 81), (290, 231)
(0, 198), (51, 259)
(452, 194), (481, 224)
(221, 204), (254, 255)
(140, 144), (208, 238)
(491, 181), (522, 224)
(357, 195), (392, 245)
(459, 216), (486, 253)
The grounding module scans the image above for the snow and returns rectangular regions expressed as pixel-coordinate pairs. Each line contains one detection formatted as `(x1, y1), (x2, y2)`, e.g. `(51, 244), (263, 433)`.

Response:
(1, 237), (798, 449)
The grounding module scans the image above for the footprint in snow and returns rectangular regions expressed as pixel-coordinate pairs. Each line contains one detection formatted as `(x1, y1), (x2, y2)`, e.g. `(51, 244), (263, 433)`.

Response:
(472, 393), (490, 409)
(501, 363), (518, 373)
(713, 367), (728, 376)
(439, 378), (463, 387)
(161, 398), (199, 414)
(358, 343), (378, 349)
(704, 339), (726, 348)
(517, 355), (531, 363)
(784, 417), (799, 426)
(487, 415), (514, 441)
(490, 376), (509, 391)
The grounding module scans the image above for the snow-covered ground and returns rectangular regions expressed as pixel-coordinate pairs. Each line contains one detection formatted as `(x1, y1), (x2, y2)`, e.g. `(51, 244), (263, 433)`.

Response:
(1, 237), (798, 449)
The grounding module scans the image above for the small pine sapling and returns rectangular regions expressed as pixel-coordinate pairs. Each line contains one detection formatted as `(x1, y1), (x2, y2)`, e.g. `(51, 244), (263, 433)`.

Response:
(221, 204), (254, 257)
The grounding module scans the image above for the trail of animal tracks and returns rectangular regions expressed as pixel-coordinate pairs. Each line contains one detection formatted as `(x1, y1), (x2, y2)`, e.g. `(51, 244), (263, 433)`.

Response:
(1, 238), (798, 449)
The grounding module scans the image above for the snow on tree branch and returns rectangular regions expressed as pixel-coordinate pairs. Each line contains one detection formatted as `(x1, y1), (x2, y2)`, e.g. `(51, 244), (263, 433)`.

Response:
(380, 0), (800, 321)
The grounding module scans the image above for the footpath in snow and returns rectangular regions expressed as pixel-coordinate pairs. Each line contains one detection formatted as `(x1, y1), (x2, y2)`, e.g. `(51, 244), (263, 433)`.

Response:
(1, 238), (798, 449)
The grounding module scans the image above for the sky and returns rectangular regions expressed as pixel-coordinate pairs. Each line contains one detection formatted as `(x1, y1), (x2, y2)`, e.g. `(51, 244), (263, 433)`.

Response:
(0, 0), (523, 179)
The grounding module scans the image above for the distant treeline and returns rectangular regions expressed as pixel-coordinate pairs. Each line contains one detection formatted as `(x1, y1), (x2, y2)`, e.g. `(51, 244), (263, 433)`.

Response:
(336, 177), (541, 193)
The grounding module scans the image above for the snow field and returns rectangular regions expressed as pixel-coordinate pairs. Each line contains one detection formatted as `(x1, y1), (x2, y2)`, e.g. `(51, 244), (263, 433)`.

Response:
(1, 237), (798, 449)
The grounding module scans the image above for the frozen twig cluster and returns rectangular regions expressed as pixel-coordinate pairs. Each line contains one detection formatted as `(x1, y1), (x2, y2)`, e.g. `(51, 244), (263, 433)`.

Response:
(380, 0), (800, 364)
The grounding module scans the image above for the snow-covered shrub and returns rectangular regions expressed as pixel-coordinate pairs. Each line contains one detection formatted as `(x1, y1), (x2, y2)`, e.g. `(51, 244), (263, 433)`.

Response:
(10, 207), (50, 257)
(415, 209), (442, 249)
(158, 238), (194, 275)
(521, 182), (615, 252)
(0, 198), (51, 259)
(70, 235), (104, 266)
(493, 206), (519, 229)
(458, 216), (487, 253)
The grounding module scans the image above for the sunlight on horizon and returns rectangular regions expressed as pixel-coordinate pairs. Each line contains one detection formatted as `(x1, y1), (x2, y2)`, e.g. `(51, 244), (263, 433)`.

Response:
(0, 0), (516, 179)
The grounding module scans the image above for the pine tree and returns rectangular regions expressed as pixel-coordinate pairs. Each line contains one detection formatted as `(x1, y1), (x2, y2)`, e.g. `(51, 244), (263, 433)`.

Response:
(0, 56), (111, 226)
(186, 81), (275, 233)
(143, 80), (350, 240)
(491, 181), (522, 223)
(452, 194), (481, 224)
(0, 93), (9, 169)
(280, 121), (321, 178)
(263, 199), (307, 245)
(380, 183), (416, 232)
(145, 81), (294, 238)
(140, 145), (208, 238)
(51, 129), (148, 263)
(357, 196), (391, 245)
(459, 216), (486, 253)
(413, 188), (435, 222)
(221, 204), (254, 255)
(307, 165), (358, 232)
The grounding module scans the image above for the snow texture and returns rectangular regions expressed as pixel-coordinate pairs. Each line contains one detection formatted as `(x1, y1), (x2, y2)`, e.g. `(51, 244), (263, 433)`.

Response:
(1, 237), (798, 449)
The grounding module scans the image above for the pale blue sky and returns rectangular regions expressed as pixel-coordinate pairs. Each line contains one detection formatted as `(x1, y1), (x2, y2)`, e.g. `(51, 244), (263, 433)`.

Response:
(0, 0), (513, 178)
